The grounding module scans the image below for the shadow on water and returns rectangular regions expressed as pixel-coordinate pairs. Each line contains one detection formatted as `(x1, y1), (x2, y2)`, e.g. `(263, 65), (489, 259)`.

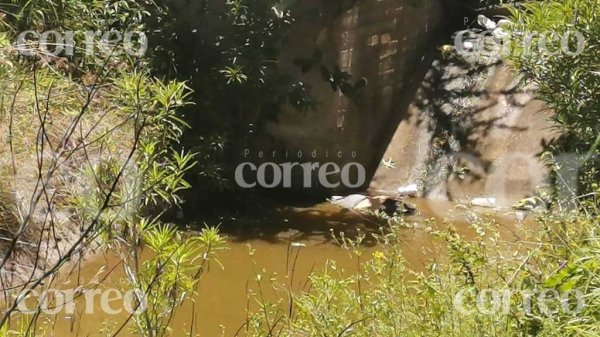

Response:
(45, 196), (530, 337)
(183, 196), (525, 247)
(204, 201), (386, 246)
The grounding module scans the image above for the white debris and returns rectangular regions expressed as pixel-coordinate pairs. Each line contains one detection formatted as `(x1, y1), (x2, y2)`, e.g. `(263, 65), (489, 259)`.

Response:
(397, 184), (419, 197)
(463, 41), (474, 50)
(330, 194), (370, 209)
(271, 6), (285, 18)
(515, 211), (525, 223)
(477, 15), (497, 30)
(497, 19), (512, 28)
(471, 197), (497, 208)
(493, 28), (510, 42)
(354, 198), (373, 210)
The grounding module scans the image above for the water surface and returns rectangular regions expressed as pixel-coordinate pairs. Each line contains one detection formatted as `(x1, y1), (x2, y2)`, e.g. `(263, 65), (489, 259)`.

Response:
(43, 199), (526, 336)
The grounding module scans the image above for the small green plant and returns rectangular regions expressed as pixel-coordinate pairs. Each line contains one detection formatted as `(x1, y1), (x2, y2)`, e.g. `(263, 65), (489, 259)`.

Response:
(119, 224), (226, 337)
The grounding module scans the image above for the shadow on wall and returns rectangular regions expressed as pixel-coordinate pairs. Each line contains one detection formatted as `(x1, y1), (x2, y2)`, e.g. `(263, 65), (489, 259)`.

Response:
(244, 0), (446, 195)
(141, 0), (452, 203)
(369, 32), (559, 207)
(149, 0), (534, 204)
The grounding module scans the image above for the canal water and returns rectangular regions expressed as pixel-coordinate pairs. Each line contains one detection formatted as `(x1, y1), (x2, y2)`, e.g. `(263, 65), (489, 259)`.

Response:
(38, 199), (526, 337)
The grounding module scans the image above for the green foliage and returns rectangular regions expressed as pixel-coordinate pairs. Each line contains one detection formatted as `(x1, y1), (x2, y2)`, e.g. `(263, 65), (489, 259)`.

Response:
(64, 70), (196, 245)
(140, 0), (318, 195)
(506, 0), (600, 157)
(0, 314), (38, 337)
(0, 2), (224, 337)
(246, 200), (600, 337)
(125, 224), (226, 337)
(0, 0), (147, 33)
(0, 0), (151, 77)
(112, 71), (195, 207)
(245, 220), (512, 336)
(0, 30), (13, 76)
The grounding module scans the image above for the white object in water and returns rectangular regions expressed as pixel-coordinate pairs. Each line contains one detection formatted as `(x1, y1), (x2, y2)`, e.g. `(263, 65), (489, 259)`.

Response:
(515, 211), (525, 223)
(471, 197), (497, 208)
(331, 194), (370, 209)
(397, 184), (419, 197)
(354, 198), (373, 210)
(477, 15), (497, 30)
(493, 28), (509, 42)
(463, 41), (474, 50)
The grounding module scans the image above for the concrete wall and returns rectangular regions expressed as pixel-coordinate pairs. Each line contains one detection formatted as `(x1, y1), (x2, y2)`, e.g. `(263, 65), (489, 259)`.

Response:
(369, 51), (559, 206)
(242, 0), (445, 193)
(170, 0), (557, 203)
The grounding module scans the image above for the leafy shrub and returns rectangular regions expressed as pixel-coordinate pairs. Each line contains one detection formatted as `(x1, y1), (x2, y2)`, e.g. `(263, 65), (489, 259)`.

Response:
(506, 0), (600, 160)
(246, 200), (600, 336)
(0, 1), (225, 336)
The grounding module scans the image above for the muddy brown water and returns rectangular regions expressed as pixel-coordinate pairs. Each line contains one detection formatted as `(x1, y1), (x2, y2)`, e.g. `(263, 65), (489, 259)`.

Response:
(29, 199), (527, 337)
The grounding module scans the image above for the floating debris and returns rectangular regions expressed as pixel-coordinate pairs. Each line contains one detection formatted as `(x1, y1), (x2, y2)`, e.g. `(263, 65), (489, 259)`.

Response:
(512, 196), (547, 211)
(471, 197), (497, 208)
(397, 184), (419, 197)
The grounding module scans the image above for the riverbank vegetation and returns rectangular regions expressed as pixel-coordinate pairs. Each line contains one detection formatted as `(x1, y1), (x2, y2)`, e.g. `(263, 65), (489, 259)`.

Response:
(0, 0), (597, 336)
(0, 1), (225, 336)
(244, 1), (600, 336)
